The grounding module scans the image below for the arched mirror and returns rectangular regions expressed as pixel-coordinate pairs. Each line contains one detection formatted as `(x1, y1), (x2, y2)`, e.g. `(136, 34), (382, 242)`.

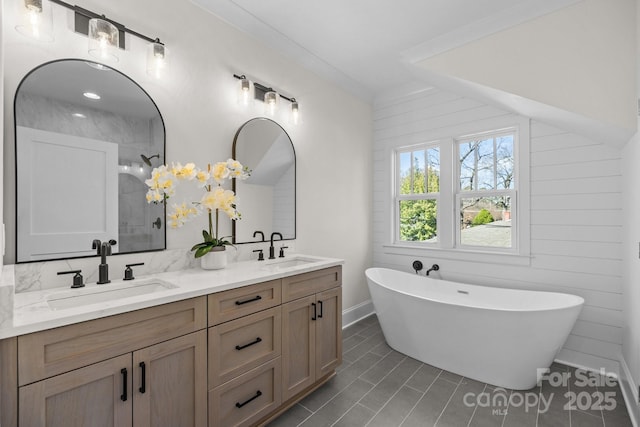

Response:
(232, 118), (296, 244)
(14, 59), (166, 262)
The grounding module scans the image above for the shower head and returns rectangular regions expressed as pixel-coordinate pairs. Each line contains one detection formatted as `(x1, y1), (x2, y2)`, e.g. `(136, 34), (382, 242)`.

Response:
(140, 154), (160, 166)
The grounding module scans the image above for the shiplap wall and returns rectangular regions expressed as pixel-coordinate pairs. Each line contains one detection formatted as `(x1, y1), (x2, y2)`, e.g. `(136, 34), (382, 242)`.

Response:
(372, 87), (623, 373)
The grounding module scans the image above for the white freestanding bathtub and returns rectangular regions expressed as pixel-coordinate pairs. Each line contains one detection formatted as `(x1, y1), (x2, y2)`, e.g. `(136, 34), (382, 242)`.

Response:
(365, 267), (584, 390)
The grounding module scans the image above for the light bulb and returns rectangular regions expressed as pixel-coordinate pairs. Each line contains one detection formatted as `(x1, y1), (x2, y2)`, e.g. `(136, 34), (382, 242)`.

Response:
(237, 76), (253, 106)
(291, 99), (300, 125)
(147, 40), (167, 78)
(16, 0), (53, 42)
(264, 91), (278, 116)
(88, 18), (119, 62)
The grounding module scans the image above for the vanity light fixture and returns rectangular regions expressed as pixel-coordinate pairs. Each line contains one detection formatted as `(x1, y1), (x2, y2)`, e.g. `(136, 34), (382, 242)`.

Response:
(264, 90), (279, 116)
(290, 98), (300, 125)
(233, 73), (300, 123)
(237, 75), (253, 106)
(17, 0), (169, 76)
(15, 0), (54, 42)
(147, 39), (167, 78)
(88, 17), (119, 62)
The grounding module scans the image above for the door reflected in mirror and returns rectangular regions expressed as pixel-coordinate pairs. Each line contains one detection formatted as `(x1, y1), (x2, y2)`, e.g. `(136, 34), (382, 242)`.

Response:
(14, 59), (166, 262)
(232, 118), (296, 244)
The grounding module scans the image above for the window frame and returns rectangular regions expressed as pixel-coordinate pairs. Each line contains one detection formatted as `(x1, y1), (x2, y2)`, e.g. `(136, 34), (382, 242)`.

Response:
(455, 128), (518, 253)
(387, 116), (530, 264)
(394, 142), (440, 246)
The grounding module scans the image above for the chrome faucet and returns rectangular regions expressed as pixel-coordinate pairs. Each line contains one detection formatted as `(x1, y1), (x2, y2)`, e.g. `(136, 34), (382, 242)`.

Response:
(268, 232), (283, 259)
(92, 239), (116, 284)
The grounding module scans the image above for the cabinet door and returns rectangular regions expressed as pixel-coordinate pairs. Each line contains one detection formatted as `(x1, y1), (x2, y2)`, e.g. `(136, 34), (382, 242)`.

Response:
(132, 330), (207, 427)
(315, 287), (342, 379)
(19, 354), (132, 427)
(282, 295), (316, 401)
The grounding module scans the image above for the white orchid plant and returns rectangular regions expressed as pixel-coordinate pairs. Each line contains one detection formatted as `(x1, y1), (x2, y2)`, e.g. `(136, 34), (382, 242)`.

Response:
(145, 159), (250, 258)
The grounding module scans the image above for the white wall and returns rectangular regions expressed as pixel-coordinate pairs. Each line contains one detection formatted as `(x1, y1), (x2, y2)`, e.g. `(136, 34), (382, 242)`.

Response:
(1, 0), (373, 311)
(620, 0), (640, 418)
(415, 0), (636, 143)
(373, 87), (623, 373)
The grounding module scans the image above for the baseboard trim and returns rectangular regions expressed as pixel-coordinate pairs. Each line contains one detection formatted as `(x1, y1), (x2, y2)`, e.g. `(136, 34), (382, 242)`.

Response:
(619, 356), (639, 427)
(342, 300), (375, 329)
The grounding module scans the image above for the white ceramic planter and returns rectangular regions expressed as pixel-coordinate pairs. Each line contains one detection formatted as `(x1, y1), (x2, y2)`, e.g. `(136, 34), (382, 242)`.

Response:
(200, 247), (227, 270)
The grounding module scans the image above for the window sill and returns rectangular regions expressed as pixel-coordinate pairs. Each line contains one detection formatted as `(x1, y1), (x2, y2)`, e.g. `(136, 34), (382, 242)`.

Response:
(382, 244), (531, 266)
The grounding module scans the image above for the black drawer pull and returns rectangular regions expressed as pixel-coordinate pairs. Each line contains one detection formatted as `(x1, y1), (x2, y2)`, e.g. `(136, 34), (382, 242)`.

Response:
(139, 362), (146, 394)
(311, 302), (317, 321)
(318, 300), (324, 318)
(236, 390), (262, 408)
(235, 337), (262, 350)
(235, 295), (262, 305)
(120, 368), (128, 401)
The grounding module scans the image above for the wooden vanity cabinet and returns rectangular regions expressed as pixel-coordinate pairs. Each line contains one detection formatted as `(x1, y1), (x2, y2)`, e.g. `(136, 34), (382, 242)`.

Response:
(208, 266), (342, 426)
(281, 268), (342, 401)
(2, 265), (343, 427)
(15, 297), (207, 427)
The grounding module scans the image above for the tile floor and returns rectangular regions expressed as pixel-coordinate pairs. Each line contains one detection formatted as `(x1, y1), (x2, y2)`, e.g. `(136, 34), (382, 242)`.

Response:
(268, 315), (633, 427)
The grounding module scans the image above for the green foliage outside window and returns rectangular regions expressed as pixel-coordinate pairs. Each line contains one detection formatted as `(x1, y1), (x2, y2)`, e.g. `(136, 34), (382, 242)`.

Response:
(471, 209), (494, 226)
(398, 165), (439, 241)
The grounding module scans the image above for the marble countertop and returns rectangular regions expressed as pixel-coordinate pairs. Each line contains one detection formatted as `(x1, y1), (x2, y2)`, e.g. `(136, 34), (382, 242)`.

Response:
(0, 254), (343, 339)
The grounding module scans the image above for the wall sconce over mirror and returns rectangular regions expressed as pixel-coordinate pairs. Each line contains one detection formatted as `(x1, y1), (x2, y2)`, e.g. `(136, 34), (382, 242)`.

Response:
(88, 17), (119, 62)
(233, 73), (301, 125)
(147, 39), (167, 78)
(237, 75), (254, 106)
(15, 0), (54, 42)
(14, 0), (168, 76)
(264, 90), (279, 116)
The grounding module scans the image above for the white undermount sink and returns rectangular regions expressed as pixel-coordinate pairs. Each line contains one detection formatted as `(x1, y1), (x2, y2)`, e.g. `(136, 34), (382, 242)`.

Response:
(47, 278), (178, 310)
(261, 256), (321, 270)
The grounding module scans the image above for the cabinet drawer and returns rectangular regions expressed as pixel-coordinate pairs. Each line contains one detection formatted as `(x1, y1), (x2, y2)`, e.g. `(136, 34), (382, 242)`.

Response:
(209, 358), (281, 427)
(209, 307), (281, 388)
(208, 280), (281, 326)
(282, 266), (342, 302)
(18, 297), (207, 386)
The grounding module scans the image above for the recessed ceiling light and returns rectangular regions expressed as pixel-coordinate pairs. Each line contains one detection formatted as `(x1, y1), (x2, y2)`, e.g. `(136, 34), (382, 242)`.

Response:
(83, 92), (101, 100)
(72, 113), (87, 118)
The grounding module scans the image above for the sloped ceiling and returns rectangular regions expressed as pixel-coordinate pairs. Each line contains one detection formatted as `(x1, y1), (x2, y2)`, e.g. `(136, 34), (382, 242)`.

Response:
(193, 0), (636, 146)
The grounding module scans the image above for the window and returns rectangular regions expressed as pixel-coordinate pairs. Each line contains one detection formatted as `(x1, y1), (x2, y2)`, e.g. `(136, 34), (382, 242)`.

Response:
(393, 122), (527, 257)
(457, 131), (515, 250)
(396, 145), (440, 243)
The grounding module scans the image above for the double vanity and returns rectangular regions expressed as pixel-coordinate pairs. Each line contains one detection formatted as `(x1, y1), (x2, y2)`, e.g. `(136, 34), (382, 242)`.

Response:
(4, 56), (318, 427)
(0, 255), (343, 427)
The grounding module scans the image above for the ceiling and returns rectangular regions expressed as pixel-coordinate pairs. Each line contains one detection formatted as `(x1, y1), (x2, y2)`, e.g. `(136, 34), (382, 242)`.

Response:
(192, 0), (580, 102)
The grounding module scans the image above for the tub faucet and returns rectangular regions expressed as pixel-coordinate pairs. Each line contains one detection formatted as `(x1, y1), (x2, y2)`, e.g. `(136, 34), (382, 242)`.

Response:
(92, 239), (116, 284)
(426, 264), (440, 276)
(269, 232), (283, 259)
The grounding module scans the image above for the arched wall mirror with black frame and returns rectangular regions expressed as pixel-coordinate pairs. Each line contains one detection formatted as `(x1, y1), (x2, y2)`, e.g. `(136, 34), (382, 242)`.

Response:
(14, 59), (166, 262)
(232, 117), (296, 244)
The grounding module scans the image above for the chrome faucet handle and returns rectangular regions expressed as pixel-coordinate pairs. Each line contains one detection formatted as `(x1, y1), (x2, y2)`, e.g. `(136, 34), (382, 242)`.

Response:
(58, 269), (85, 288)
